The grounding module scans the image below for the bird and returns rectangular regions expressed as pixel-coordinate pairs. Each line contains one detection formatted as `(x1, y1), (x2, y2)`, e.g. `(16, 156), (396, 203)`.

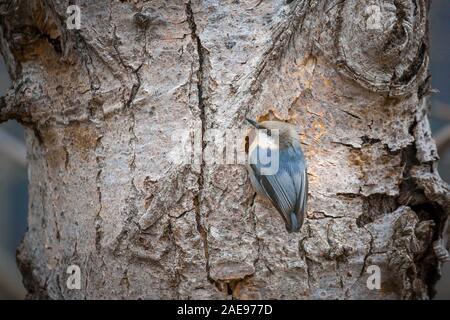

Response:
(245, 118), (308, 233)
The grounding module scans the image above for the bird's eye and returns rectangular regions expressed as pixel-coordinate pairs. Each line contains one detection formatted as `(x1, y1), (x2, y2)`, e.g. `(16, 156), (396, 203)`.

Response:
(267, 129), (272, 137)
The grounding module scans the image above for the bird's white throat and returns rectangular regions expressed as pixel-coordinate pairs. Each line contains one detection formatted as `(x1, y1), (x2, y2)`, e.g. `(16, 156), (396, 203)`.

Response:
(250, 130), (279, 151)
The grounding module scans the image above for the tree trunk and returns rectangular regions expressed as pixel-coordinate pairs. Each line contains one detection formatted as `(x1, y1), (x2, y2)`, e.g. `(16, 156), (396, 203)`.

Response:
(1, 0), (449, 299)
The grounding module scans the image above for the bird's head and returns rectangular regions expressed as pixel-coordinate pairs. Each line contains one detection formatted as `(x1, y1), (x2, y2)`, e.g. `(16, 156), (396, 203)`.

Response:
(245, 118), (298, 149)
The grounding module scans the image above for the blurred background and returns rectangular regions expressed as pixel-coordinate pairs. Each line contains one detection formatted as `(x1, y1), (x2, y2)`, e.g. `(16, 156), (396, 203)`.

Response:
(0, 1), (449, 299)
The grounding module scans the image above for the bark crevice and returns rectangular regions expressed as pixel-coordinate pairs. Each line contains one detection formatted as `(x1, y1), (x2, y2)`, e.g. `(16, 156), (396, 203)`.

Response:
(185, 0), (216, 291)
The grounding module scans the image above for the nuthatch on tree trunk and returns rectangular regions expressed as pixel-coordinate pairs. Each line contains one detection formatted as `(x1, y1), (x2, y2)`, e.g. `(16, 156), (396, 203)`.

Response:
(246, 118), (308, 233)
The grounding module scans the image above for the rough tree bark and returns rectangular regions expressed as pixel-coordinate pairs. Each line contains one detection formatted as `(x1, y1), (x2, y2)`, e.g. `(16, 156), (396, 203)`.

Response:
(1, 0), (449, 299)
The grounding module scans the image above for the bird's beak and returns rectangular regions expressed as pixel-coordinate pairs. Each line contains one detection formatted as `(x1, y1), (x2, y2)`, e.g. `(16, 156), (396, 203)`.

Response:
(246, 118), (260, 128)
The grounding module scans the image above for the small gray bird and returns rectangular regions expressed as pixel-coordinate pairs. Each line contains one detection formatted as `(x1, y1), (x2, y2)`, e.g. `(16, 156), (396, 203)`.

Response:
(246, 118), (308, 233)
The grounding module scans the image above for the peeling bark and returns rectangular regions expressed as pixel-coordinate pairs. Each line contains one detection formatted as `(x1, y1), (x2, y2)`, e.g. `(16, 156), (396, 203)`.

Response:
(0, 0), (448, 299)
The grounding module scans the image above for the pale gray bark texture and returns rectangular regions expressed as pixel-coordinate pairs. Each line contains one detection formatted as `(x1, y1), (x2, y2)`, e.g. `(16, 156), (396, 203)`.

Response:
(1, 0), (449, 299)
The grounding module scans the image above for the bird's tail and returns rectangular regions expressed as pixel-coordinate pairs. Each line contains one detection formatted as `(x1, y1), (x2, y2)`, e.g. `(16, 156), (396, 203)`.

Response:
(290, 212), (300, 233)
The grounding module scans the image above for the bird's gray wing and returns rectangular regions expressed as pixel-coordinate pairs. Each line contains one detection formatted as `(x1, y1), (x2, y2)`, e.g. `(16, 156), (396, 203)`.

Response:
(285, 148), (308, 230)
(249, 148), (297, 228)
(250, 146), (307, 231)
(293, 165), (308, 229)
